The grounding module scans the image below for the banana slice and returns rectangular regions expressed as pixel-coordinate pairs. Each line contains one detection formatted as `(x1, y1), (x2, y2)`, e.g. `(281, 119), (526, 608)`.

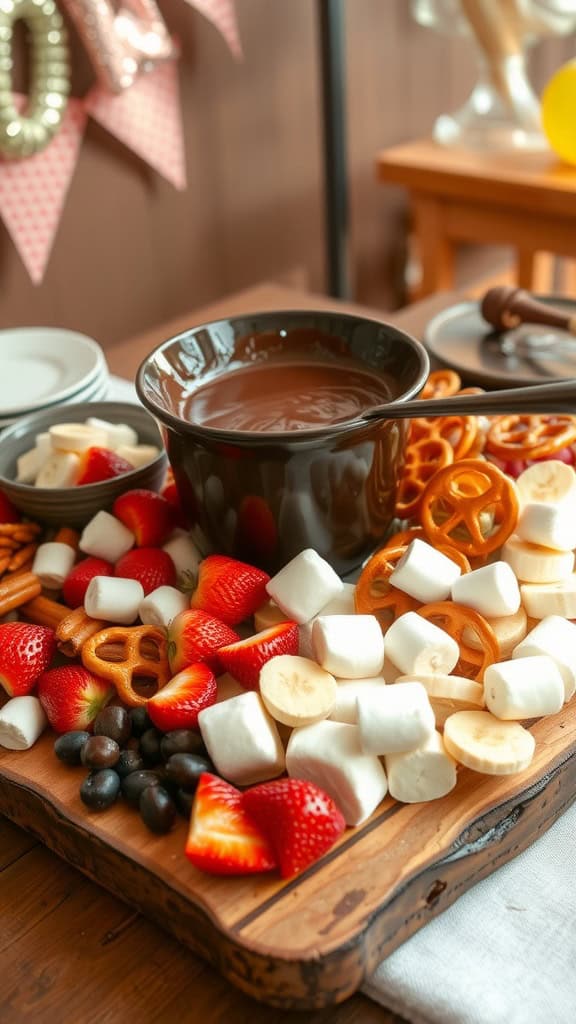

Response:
(520, 576), (576, 619)
(501, 535), (574, 583)
(116, 444), (160, 469)
(35, 451), (81, 488)
(259, 654), (337, 727)
(515, 460), (576, 506)
(462, 606), (528, 659)
(443, 710), (535, 775)
(396, 673), (485, 727)
(49, 423), (107, 453)
(253, 600), (290, 633)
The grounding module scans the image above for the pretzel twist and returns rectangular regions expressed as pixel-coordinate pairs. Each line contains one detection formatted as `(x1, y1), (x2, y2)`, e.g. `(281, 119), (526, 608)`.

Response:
(81, 625), (170, 707)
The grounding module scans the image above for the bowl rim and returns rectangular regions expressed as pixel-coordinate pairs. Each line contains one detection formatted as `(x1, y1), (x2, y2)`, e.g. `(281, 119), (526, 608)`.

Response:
(135, 308), (430, 443)
(0, 400), (167, 495)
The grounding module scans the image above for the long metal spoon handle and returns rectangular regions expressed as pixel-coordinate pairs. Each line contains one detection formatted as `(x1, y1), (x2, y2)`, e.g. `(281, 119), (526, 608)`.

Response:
(359, 378), (576, 423)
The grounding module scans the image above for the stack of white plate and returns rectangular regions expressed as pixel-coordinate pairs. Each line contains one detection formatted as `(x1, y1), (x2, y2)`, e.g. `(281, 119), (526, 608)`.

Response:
(0, 327), (109, 430)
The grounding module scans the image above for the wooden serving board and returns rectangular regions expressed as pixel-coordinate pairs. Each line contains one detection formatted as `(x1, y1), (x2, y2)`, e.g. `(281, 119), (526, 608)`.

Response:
(1, 710), (575, 1010)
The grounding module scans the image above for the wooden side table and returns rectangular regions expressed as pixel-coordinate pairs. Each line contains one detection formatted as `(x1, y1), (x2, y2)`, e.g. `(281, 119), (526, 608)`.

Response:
(376, 138), (576, 299)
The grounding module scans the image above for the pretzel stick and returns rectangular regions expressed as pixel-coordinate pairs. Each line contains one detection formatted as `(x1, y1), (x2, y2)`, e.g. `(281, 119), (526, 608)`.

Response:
(54, 527), (79, 551)
(0, 537), (19, 549)
(0, 571), (42, 615)
(8, 543), (38, 572)
(21, 595), (69, 630)
(0, 553), (10, 577)
(56, 607), (107, 657)
(0, 522), (42, 537)
(6, 559), (36, 579)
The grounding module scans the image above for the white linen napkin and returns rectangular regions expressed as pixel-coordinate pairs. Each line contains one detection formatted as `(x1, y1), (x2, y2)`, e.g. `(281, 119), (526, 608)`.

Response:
(363, 799), (576, 1024)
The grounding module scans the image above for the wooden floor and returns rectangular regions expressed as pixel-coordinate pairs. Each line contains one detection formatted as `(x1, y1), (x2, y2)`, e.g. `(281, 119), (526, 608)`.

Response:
(1, 818), (403, 1023)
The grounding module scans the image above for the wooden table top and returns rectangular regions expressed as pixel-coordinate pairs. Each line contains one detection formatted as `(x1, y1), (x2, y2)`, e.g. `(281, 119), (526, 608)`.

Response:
(376, 138), (576, 216)
(1, 283), (460, 1024)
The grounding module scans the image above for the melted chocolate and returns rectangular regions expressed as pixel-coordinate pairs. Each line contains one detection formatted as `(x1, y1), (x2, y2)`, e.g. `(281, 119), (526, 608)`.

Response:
(184, 359), (394, 432)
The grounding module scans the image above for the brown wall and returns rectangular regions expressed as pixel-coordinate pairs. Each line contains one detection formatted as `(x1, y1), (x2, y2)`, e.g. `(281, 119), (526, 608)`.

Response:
(0, 1), (572, 348)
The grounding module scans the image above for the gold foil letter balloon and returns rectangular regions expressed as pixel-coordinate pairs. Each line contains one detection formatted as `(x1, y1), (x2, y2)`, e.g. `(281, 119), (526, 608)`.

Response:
(63, 0), (176, 94)
(0, 0), (70, 159)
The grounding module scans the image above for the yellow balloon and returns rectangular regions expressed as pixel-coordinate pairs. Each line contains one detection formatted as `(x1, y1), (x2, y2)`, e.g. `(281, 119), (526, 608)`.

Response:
(541, 59), (576, 167)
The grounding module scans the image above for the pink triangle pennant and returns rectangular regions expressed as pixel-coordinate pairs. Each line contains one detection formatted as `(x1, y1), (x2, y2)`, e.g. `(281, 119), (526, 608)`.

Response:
(0, 98), (87, 285)
(183, 0), (242, 59)
(85, 58), (186, 190)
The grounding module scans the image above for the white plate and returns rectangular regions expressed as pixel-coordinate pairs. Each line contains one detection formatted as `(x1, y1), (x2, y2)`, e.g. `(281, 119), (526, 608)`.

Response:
(0, 328), (106, 415)
(0, 373), (110, 430)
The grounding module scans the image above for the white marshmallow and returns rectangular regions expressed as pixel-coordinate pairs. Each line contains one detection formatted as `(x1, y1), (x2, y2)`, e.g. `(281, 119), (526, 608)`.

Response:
(162, 529), (201, 578)
(36, 451), (81, 488)
(311, 614), (385, 679)
(79, 510), (135, 562)
(385, 731), (457, 803)
(116, 444), (160, 469)
(84, 576), (144, 624)
(384, 611), (460, 676)
(484, 655), (565, 720)
(138, 585), (188, 629)
(357, 681), (436, 754)
(266, 548), (343, 624)
(0, 696), (48, 750)
(286, 719), (387, 826)
(451, 560), (521, 618)
(389, 538), (461, 603)
(86, 417), (138, 451)
(198, 691), (285, 785)
(501, 535), (574, 583)
(516, 500), (576, 552)
(298, 582), (356, 658)
(330, 676), (386, 725)
(512, 615), (576, 702)
(520, 576), (576, 619)
(32, 542), (76, 589)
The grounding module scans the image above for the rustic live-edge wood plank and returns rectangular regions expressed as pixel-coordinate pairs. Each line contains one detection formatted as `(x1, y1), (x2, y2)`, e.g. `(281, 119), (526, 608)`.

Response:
(0, 706), (574, 1009)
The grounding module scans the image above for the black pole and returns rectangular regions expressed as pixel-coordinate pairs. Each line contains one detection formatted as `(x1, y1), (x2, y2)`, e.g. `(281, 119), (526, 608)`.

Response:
(318, 0), (351, 299)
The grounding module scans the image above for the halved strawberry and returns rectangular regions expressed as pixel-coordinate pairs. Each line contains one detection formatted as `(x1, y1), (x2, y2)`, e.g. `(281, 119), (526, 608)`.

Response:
(167, 609), (239, 674)
(147, 663), (217, 732)
(112, 489), (174, 547)
(0, 623), (57, 697)
(76, 447), (133, 485)
(115, 547), (176, 595)
(218, 621), (299, 690)
(62, 556), (114, 608)
(0, 490), (20, 523)
(242, 777), (346, 879)
(37, 665), (114, 733)
(185, 773), (277, 875)
(190, 555), (270, 626)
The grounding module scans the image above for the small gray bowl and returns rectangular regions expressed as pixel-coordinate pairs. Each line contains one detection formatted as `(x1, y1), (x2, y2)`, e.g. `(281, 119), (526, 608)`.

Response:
(0, 401), (168, 527)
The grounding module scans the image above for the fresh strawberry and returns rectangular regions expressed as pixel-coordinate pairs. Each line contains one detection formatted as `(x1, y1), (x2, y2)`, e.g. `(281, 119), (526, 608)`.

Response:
(167, 609), (239, 674)
(185, 773), (277, 875)
(37, 665), (114, 733)
(0, 489), (20, 523)
(76, 447), (133, 485)
(115, 547), (176, 595)
(112, 488), (174, 547)
(62, 556), (114, 608)
(0, 623), (56, 697)
(242, 778), (346, 879)
(190, 555), (270, 626)
(147, 663), (217, 731)
(218, 621), (299, 690)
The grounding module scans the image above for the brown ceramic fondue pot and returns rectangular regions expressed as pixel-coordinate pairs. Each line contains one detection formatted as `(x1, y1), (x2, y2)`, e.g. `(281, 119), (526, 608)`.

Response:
(136, 310), (429, 575)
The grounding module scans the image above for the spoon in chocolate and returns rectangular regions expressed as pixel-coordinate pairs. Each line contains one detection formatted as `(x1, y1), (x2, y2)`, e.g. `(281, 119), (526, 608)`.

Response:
(480, 285), (576, 336)
(346, 377), (576, 427)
